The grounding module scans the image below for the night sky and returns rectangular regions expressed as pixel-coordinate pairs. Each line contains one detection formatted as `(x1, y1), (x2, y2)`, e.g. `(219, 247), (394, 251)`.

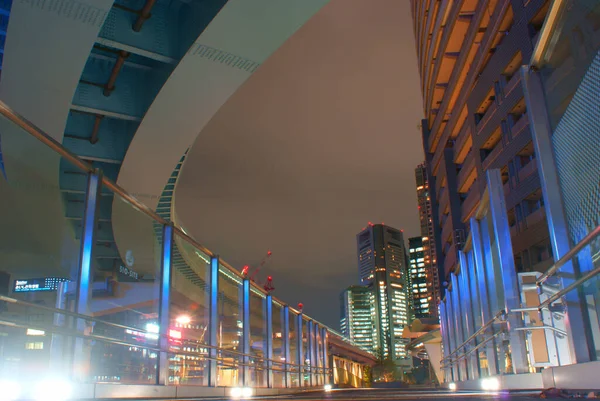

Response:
(176, 0), (424, 329)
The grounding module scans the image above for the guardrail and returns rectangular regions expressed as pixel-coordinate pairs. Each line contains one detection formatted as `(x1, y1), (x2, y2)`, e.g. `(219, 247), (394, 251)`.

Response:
(442, 221), (600, 372)
(0, 97), (370, 392)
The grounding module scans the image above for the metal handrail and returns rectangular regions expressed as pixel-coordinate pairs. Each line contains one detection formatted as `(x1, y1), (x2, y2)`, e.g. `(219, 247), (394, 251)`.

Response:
(440, 309), (505, 363)
(537, 223), (600, 285)
(442, 331), (503, 369)
(0, 315), (327, 373)
(0, 295), (313, 368)
(0, 98), (363, 353)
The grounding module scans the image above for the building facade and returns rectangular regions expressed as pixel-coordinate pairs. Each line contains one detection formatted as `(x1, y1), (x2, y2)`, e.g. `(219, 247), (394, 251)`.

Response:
(340, 285), (376, 354)
(412, 0), (600, 391)
(415, 163), (440, 320)
(356, 224), (410, 363)
(411, 0), (553, 299)
(408, 237), (433, 321)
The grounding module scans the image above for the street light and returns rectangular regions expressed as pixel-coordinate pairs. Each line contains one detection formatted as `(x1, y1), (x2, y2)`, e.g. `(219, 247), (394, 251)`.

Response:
(176, 315), (191, 325)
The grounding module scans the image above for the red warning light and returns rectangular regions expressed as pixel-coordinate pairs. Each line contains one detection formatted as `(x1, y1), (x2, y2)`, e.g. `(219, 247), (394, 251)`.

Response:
(298, 303), (304, 310)
(268, 276), (273, 281)
(267, 250), (272, 256)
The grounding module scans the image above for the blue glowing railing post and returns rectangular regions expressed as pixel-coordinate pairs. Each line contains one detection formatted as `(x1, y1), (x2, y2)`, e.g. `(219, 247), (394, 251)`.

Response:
(297, 314), (303, 387)
(242, 279), (251, 387)
(73, 169), (101, 381)
(208, 256), (219, 387)
(157, 224), (173, 385)
(266, 294), (273, 388)
(283, 306), (291, 388)
(307, 319), (314, 387)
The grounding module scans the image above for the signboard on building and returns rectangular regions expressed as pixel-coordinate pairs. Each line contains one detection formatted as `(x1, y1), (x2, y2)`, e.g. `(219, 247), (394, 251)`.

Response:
(13, 277), (68, 293)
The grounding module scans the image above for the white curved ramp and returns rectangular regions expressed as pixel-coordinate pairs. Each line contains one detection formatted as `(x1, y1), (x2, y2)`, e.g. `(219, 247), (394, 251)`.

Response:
(0, 0), (113, 278)
(113, 0), (328, 273)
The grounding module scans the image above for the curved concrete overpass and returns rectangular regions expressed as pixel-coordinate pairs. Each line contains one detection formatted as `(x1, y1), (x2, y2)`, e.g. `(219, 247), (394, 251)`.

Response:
(0, 0), (328, 285)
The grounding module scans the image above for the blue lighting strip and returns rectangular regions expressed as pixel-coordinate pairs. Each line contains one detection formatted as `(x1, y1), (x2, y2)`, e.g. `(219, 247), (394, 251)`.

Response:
(75, 171), (101, 314)
(208, 256), (219, 387)
(242, 279), (251, 386)
(283, 306), (291, 388)
(307, 320), (314, 387)
(297, 314), (303, 387)
(266, 295), (273, 388)
(157, 224), (172, 385)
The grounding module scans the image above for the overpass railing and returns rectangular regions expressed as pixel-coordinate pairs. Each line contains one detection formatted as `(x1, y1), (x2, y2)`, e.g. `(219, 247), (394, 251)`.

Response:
(0, 99), (353, 397)
(441, 220), (600, 375)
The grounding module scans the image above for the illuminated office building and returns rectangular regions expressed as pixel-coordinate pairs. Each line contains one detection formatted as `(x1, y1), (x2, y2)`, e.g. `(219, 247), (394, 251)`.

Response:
(408, 237), (433, 320)
(356, 224), (410, 363)
(340, 285), (376, 354)
(415, 163), (440, 320)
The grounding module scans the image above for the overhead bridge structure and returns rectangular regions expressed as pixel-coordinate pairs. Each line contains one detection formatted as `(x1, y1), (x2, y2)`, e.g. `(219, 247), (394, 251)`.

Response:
(0, 1), (376, 399)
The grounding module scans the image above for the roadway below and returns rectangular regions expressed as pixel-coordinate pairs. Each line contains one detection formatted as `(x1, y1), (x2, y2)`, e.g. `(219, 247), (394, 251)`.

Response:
(226, 388), (555, 400)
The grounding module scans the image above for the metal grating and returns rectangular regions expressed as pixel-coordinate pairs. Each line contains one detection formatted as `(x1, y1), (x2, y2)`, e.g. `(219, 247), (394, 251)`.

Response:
(552, 51), (600, 252)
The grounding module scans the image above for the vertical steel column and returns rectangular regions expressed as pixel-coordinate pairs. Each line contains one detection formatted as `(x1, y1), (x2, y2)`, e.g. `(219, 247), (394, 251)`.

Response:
(467, 250), (483, 378)
(522, 67), (593, 364)
(73, 170), (101, 380)
(307, 320), (315, 387)
(447, 289), (461, 381)
(451, 275), (468, 381)
(322, 327), (329, 385)
(266, 295), (274, 388)
(283, 306), (291, 387)
(470, 217), (499, 376)
(487, 169), (529, 374)
(208, 256), (219, 387)
(440, 301), (452, 383)
(297, 315), (304, 387)
(459, 251), (479, 379)
(242, 279), (251, 387)
(157, 224), (173, 385)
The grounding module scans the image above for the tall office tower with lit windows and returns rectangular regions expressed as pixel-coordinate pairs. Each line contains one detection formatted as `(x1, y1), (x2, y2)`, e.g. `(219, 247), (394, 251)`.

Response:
(415, 163), (440, 320)
(340, 285), (376, 354)
(356, 224), (410, 364)
(408, 237), (434, 320)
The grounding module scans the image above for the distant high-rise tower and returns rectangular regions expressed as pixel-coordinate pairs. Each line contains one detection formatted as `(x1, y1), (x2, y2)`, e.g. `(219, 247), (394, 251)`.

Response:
(356, 224), (410, 362)
(340, 285), (376, 353)
(415, 163), (440, 320)
(408, 237), (434, 320)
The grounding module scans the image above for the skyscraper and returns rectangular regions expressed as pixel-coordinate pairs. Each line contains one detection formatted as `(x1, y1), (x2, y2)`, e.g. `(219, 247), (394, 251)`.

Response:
(356, 224), (410, 363)
(408, 237), (433, 320)
(415, 163), (440, 320)
(340, 285), (376, 354)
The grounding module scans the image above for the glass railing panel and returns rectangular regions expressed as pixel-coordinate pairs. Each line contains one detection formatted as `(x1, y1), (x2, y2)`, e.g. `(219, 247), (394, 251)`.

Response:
(87, 188), (162, 384)
(249, 286), (267, 387)
(0, 112), (85, 382)
(217, 265), (242, 386)
(168, 233), (211, 385)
